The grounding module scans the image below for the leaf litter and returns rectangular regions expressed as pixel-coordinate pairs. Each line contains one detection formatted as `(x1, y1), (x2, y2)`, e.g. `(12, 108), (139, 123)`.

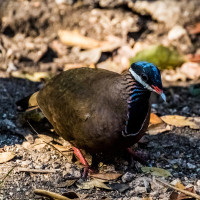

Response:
(141, 167), (172, 177)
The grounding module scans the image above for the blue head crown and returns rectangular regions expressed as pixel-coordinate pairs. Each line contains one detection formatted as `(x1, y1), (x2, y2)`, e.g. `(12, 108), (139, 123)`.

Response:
(129, 61), (165, 101)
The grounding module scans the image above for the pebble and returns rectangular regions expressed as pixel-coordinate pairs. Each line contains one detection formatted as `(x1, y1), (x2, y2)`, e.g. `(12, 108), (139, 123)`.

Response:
(187, 163), (196, 169)
(134, 186), (146, 194)
(121, 172), (134, 183)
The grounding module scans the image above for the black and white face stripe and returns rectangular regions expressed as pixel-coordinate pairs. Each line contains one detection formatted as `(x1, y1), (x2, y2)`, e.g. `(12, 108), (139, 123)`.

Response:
(129, 68), (154, 92)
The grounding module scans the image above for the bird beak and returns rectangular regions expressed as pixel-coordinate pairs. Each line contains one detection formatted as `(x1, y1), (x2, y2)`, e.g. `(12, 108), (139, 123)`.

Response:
(152, 85), (166, 102)
(160, 91), (166, 102)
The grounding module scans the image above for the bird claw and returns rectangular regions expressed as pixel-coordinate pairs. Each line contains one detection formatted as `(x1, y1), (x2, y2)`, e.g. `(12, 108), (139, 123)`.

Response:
(81, 166), (99, 179)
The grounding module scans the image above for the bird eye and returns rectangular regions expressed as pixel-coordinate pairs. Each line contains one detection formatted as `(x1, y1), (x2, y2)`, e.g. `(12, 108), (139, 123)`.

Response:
(141, 73), (148, 82)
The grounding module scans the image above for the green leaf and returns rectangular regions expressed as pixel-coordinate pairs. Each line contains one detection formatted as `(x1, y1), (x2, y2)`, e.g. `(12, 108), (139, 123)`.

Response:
(130, 45), (185, 70)
(141, 167), (172, 177)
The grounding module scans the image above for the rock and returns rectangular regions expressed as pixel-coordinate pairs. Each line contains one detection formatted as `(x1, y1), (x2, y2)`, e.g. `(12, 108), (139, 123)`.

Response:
(134, 186), (146, 194)
(187, 163), (196, 169)
(180, 62), (200, 80)
(168, 25), (187, 41)
(121, 172), (134, 183)
(128, 0), (200, 28)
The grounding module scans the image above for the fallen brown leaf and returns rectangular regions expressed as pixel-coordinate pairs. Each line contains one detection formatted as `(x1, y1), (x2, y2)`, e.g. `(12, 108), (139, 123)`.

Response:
(77, 178), (111, 190)
(148, 113), (172, 135)
(175, 182), (185, 190)
(11, 71), (52, 82)
(161, 115), (200, 129)
(0, 152), (15, 163)
(148, 123), (172, 135)
(58, 30), (101, 49)
(170, 186), (196, 200)
(58, 30), (121, 52)
(90, 173), (122, 181)
(52, 144), (72, 152)
(149, 113), (163, 125)
(57, 180), (77, 188)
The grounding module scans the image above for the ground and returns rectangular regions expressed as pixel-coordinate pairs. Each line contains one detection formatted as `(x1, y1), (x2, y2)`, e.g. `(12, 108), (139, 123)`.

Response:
(0, 0), (200, 199)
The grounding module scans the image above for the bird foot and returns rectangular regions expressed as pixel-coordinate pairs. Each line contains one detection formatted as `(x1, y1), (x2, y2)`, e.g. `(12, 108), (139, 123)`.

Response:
(72, 146), (98, 179)
(127, 148), (151, 167)
(81, 166), (98, 179)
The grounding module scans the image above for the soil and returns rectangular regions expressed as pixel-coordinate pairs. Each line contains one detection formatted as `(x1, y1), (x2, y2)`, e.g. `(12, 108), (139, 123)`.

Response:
(0, 0), (200, 199)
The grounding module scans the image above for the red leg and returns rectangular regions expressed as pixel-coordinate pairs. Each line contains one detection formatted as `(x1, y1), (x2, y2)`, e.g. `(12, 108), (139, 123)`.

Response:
(72, 146), (91, 178)
(72, 146), (89, 167)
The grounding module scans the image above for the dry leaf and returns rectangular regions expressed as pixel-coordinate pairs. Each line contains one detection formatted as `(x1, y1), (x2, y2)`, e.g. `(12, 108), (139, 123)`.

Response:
(150, 113), (163, 125)
(77, 178), (111, 190)
(38, 134), (54, 143)
(57, 180), (77, 188)
(161, 115), (200, 129)
(58, 30), (121, 52)
(0, 152), (15, 163)
(148, 123), (172, 135)
(58, 30), (101, 49)
(31, 138), (46, 150)
(148, 113), (171, 135)
(170, 186), (196, 200)
(90, 173), (122, 181)
(52, 144), (72, 152)
(175, 182), (185, 190)
(141, 167), (172, 177)
(11, 71), (52, 82)
(171, 179), (186, 190)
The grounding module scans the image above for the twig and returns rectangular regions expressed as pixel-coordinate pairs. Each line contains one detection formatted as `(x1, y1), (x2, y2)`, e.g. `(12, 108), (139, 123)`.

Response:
(17, 168), (59, 173)
(156, 178), (200, 200)
(0, 166), (16, 188)
(34, 189), (79, 200)
(27, 120), (73, 160)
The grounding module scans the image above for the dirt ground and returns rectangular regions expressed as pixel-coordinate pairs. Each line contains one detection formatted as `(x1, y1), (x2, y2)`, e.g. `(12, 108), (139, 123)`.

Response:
(0, 0), (200, 199)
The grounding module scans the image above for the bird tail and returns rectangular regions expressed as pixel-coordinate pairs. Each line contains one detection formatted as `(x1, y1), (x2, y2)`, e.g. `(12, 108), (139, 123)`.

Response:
(16, 91), (39, 112)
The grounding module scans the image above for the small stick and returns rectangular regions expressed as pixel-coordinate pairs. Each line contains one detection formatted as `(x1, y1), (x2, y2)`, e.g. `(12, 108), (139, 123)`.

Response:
(0, 166), (16, 188)
(34, 189), (79, 200)
(27, 121), (73, 160)
(156, 178), (200, 200)
(17, 168), (59, 173)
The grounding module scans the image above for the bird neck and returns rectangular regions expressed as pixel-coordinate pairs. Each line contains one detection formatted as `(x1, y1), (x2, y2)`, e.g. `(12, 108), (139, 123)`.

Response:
(122, 71), (151, 136)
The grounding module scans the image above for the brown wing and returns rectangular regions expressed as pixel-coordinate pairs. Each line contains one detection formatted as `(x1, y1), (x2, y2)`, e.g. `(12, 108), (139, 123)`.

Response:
(37, 68), (127, 153)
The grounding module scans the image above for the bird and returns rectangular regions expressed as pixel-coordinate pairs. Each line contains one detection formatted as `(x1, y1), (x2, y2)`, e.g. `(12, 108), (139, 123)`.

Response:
(17, 61), (165, 175)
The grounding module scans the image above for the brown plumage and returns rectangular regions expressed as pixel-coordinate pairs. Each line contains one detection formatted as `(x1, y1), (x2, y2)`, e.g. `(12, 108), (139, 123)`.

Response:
(36, 67), (151, 154)
(17, 62), (165, 161)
